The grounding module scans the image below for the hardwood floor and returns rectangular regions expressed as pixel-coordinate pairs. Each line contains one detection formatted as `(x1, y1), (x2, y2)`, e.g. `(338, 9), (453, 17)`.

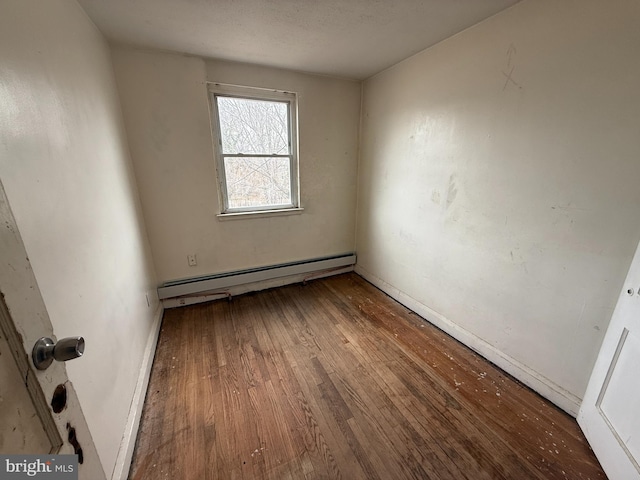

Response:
(129, 273), (606, 480)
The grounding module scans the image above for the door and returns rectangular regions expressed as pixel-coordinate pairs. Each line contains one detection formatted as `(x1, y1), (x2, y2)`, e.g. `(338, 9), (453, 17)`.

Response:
(0, 295), (58, 453)
(0, 304), (53, 453)
(578, 240), (640, 479)
(0, 180), (105, 479)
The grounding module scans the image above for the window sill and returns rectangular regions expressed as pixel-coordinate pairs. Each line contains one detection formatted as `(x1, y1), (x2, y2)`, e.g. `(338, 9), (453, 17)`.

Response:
(216, 207), (304, 221)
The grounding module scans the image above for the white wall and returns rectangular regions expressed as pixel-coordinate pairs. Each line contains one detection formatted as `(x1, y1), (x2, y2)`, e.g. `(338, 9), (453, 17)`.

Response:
(0, 0), (159, 476)
(111, 47), (361, 283)
(356, 0), (640, 413)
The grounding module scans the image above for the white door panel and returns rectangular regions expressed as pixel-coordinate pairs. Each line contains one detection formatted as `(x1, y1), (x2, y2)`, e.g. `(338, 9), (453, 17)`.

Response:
(579, 242), (640, 479)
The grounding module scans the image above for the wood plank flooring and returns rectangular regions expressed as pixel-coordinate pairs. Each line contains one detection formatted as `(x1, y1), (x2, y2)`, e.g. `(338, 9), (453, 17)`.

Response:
(129, 273), (606, 480)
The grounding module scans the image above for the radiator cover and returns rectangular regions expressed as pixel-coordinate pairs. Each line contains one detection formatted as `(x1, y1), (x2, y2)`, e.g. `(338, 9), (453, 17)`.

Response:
(157, 253), (356, 300)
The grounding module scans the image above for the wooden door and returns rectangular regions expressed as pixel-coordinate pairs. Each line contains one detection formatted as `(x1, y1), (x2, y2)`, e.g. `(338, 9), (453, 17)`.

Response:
(0, 180), (105, 479)
(578, 240), (640, 479)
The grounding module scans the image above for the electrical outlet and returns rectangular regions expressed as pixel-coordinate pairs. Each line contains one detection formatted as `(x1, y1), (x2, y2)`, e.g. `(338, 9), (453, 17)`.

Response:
(187, 254), (197, 266)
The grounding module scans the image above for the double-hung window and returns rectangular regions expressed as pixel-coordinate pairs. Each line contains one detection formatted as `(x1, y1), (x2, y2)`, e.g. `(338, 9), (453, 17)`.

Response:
(208, 83), (300, 215)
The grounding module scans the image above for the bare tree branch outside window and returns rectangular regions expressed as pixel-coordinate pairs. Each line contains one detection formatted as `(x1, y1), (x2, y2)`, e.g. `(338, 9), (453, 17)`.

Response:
(216, 96), (293, 209)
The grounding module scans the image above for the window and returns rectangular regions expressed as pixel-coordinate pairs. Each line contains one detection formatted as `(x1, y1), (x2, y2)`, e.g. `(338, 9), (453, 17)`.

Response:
(208, 83), (300, 215)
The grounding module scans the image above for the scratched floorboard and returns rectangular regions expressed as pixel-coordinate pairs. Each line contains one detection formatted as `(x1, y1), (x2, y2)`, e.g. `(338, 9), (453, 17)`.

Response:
(128, 273), (606, 480)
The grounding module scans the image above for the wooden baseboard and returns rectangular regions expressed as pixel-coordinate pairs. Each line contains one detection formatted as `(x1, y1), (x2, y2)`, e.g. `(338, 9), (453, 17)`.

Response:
(110, 304), (163, 480)
(355, 265), (581, 416)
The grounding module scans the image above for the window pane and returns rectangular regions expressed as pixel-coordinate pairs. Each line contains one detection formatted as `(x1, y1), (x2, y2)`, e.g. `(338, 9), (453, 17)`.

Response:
(224, 157), (292, 209)
(217, 97), (290, 155)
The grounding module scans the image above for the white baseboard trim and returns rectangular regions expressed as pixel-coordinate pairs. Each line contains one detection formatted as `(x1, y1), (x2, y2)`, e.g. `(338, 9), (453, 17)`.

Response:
(111, 304), (164, 480)
(355, 265), (582, 417)
(162, 265), (354, 309)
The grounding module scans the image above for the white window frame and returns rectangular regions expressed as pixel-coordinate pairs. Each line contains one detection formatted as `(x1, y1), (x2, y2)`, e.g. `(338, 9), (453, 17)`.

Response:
(208, 82), (300, 215)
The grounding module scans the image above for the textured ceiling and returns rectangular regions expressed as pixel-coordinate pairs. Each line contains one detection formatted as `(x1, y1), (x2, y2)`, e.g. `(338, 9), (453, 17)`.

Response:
(78, 0), (521, 80)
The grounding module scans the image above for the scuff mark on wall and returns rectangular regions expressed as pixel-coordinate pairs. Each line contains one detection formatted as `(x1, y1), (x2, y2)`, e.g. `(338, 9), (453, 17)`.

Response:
(502, 66), (523, 91)
(507, 43), (516, 67)
(509, 248), (529, 274)
(502, 42), (523, 91)
(445, 174), (458, 209)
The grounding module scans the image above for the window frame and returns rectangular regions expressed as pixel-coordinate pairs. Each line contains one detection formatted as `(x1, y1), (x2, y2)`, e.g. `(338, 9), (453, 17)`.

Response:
(207, 82), (300, 215)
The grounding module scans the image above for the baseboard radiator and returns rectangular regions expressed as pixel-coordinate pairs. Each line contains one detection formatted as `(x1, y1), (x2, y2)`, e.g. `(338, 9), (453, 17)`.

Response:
(157, 253), (356, 300)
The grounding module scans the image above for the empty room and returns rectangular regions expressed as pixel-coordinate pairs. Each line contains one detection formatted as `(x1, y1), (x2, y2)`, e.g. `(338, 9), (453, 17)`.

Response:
(1, 0), (639, 479)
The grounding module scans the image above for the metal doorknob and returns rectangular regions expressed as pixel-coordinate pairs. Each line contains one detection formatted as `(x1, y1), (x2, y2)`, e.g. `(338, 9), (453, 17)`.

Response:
(32, 336), (85, 370)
